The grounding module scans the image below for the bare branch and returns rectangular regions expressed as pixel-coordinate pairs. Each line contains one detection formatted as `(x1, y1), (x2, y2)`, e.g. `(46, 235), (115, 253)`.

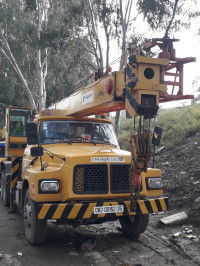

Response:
(164, 0), (179, 37)
(125, 0), (131, 23)
(126, 0), (133, 28)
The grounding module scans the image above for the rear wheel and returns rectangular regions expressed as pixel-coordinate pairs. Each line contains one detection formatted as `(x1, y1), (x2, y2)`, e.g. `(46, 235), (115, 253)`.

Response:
(24, 188), (47, 244)
(0, 170), (10, 207)
(119, 214), (149, 240)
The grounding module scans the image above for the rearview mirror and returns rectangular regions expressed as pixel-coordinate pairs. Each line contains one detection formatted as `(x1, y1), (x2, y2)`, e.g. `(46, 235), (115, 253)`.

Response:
(31, 146), (43, 157)
(26, 123), (38, 145)
(152, 126), (162, 146)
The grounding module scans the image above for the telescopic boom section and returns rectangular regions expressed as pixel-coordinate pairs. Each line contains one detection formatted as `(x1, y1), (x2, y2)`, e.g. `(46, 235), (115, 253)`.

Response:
(47, 54), (169, 119)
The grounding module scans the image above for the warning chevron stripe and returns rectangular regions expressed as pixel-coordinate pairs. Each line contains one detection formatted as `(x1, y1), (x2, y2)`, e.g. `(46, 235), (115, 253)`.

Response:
(10, 157), (21, 189)
(38, 197), (168, 220)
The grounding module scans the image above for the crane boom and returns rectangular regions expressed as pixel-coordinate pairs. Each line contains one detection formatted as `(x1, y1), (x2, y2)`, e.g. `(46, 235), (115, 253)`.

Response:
(46, 55), (169, 119)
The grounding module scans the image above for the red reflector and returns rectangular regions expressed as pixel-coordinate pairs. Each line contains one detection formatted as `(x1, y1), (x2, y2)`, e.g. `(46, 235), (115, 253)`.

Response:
(104, 79), (113, 95)
(134, 173), (141, 191)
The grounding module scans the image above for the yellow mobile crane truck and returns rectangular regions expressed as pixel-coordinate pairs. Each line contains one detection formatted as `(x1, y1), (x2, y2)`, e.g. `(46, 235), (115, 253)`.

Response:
(0, 38), (195, 244)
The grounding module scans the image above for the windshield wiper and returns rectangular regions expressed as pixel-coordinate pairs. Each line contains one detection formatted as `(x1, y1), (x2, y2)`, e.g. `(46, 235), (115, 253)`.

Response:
(43, 147), (65, 161)
(92, 139), (117, 147)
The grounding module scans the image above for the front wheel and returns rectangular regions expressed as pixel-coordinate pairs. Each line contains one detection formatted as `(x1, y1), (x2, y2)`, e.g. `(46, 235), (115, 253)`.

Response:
(24, 188), (47, 244)
(119, 214), (149, 240)
(0, 170), (10, 207)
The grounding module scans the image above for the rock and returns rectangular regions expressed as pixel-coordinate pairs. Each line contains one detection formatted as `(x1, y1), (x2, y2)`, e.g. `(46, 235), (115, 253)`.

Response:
(1, 253), (21, 266)
(156, 146), (165, 153)
(84, 252), (111, 266)
(195, 197), (200, 202)
(180, 171), (186, 175)
(80, 238), (96, 251)
(159, 212), (188, 225)
(185, 234), (197, 239)
(0, 252), (3, 260)
(68, 251), (79, 256)
(172, 232), (182, 239)
(161, 236), (168, 240)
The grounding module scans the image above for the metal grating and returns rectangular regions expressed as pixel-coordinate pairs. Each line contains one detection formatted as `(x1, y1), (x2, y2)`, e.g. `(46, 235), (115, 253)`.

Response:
(73, 164), (108, 194)
(110, 164), (132, 193)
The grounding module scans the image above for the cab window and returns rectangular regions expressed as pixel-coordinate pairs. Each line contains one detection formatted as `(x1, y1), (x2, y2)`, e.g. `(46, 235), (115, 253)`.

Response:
(9, 109), (31, 137)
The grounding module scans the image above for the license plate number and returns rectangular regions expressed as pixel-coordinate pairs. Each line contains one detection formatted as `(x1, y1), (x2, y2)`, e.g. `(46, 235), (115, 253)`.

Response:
(94, 205), (124, 214)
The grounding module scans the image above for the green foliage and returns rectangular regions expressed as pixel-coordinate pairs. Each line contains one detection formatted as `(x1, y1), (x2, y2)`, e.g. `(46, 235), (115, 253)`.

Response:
(157, 104), (200, 148)
(0, 0), (95, 114)
(192, 77), (200, 103)
(118, 104), (200, 151)
(118, 117), (141, 151)
(118, 118), (133, 150)
(137, 0), (191, 34)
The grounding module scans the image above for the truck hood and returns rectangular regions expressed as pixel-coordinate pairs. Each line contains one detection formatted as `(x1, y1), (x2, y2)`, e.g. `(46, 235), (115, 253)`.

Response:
(42, 143), (130, 158)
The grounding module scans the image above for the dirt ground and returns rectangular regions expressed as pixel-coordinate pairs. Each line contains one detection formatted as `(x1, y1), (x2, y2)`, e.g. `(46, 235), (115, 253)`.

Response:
(0, 131), (200, 266)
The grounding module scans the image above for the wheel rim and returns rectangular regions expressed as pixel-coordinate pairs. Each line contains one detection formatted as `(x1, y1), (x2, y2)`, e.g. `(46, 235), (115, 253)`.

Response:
(24, 200), (32, 231)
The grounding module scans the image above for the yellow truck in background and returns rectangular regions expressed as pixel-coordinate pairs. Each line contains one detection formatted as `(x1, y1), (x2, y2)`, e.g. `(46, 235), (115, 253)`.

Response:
(0, 38), (194, 244)
(0, 127), (5, 181)
(0, 141), (5, 162)
(0, 127), (5, 161)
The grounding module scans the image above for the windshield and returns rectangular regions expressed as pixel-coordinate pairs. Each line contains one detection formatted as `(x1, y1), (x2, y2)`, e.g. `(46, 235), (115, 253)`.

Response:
(38, 120), (119, 146)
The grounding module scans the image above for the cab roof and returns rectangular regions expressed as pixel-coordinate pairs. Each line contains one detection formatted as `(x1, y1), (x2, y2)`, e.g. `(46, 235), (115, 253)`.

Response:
(35, 115), (112, 124)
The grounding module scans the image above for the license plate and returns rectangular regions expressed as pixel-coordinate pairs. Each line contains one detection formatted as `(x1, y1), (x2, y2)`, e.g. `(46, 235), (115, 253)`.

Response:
(94, 205), (124, 214)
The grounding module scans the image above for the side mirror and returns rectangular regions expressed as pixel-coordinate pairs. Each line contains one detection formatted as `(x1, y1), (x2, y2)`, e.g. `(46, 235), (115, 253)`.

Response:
(30, 146), (43, 157)
(26, 123), (38, 145)
(152, 126), (162, 146)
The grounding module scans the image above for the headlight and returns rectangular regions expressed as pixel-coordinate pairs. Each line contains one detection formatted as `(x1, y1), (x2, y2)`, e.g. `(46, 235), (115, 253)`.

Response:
(147, 177), (163, 189)
(39, 180), (60, 193)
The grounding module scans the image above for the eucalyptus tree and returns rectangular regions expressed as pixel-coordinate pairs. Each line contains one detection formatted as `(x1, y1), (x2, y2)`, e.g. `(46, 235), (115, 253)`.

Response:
(137, 0), (197, 36)
(0, 0), (94, 112)
(0, 0), (37, 110)
(81, 0), (135, 135)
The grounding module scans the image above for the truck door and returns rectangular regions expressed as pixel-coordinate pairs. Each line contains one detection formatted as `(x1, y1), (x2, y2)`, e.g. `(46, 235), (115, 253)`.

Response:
(6, 107), (31, 158)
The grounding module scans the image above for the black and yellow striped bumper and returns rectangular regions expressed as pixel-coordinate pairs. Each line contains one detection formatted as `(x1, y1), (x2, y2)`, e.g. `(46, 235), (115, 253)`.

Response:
(11, 157), (21, 190)
(38, 197), (168, 220)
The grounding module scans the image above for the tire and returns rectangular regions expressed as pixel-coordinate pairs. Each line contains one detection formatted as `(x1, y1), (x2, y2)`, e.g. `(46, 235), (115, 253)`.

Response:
(0, 170), (10, 207)
(24, 188), (47, 244)
(119, 214), (149, 240)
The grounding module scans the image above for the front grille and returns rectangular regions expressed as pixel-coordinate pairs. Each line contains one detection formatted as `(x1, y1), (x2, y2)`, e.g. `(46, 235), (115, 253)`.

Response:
(111, 164), (131, 193)
(73, 164), (108, 194)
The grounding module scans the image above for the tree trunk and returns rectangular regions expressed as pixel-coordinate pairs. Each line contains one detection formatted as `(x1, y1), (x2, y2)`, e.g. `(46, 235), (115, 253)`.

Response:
(36, 0), (48, 111)
(0, 28), (37, 110)
(115, 0), (133, 136)
(85, 0), (104, 70)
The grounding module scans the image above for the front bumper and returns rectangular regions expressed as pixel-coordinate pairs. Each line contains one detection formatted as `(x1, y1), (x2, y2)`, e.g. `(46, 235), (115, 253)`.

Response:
(38, 197), (168, 220)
